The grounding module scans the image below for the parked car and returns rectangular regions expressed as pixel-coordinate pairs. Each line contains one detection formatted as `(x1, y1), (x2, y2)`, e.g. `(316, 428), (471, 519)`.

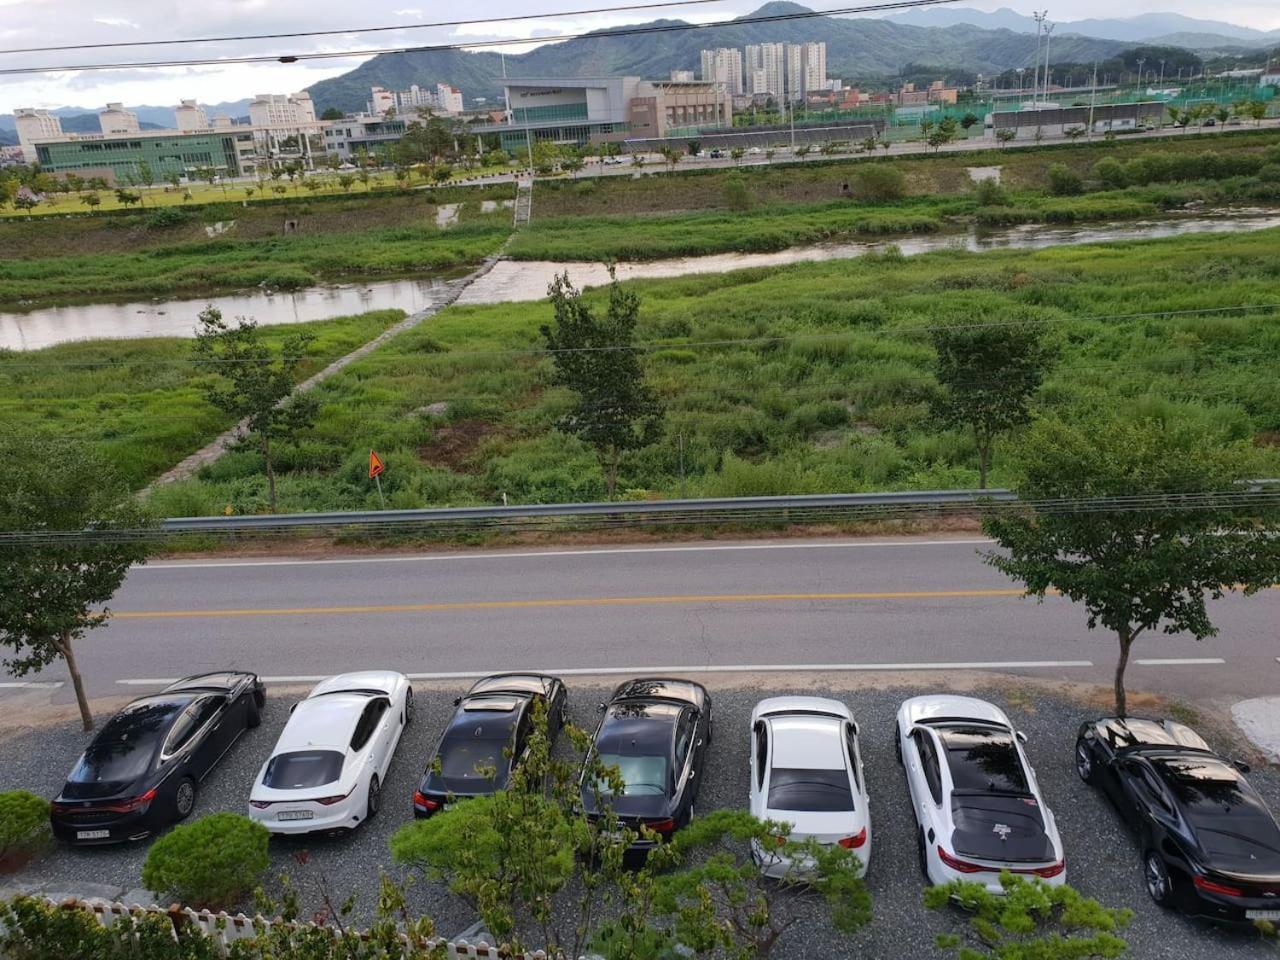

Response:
(603, 156), (625, 165)
(249, 671), (412, 835)
(709, 149), (724, 159)
(1075, 716), (1280, 921)
(580, 678), (712, 849)
(413, 673), (567, 817)
(50, 672), (265, 845)
(896, 695), (1065, 891)
(748, 697), (870, 878)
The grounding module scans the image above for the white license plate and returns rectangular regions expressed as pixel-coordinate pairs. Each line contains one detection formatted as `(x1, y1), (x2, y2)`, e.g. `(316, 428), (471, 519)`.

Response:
(277, 810), (314, 821)
(1247, 909), (1280, 920)
(442, 804), (453, 812)
(77, 829), (111, 840)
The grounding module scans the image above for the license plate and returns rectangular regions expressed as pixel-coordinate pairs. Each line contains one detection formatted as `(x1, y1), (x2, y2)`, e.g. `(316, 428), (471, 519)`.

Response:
(277, 810), (313, 821)
(77, 830), (110, 840)
(443, 803), (453, 811)
(1247, 910), (1280, 920)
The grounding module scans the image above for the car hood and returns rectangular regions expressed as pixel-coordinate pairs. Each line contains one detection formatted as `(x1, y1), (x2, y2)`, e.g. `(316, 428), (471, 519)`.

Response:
(950, 794), (1055, 864)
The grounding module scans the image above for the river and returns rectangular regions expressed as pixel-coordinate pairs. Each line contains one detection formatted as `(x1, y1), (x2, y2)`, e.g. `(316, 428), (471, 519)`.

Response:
(3, 211), (1278, 351)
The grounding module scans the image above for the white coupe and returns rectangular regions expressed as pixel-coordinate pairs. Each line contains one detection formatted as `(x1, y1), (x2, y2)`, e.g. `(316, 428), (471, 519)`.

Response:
(748, 696), (870, 878)
(896, 695), (1065, 892)
(249, 671), (413, 835)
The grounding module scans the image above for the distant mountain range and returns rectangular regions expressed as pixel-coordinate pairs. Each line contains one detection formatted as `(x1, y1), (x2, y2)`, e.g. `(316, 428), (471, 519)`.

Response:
(306, 1), (1138, 112)
(886, 7), (1280, 47)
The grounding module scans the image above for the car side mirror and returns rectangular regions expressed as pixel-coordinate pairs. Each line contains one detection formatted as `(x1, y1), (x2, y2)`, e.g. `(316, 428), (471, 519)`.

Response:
(597, 702), (607, 711)
(848, 720), (860, 737)
(1015, 731), (1028, 744)
(453, 697), (462, 707)
(1233, 759), (1251, 774)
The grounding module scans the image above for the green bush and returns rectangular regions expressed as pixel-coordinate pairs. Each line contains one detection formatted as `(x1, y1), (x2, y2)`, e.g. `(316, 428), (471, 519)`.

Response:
(852, 164), (906, 201)
(1046, 163), (1083, 196)
(722, 176), (752, 211)
(0, 791), (51, 868)
(144, 207), (195, 229)
(1093, 156), (1127, 189)
(971, 178), (1007, 206)
(141, 813), (269, 910)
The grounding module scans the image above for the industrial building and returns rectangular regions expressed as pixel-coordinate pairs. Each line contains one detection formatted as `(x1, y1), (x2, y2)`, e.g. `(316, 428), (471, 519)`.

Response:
(33, 129), (257, 182)
(321, 115), (408, 161)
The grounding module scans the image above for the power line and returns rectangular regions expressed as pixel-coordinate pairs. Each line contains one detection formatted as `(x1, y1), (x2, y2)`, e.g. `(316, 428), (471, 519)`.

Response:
(0, 0), (964, 76)
(1, 303), (1276, 369)
(0, 0), (736, 55)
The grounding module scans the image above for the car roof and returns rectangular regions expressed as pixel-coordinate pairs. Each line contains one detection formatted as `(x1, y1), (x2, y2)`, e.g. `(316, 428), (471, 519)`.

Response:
(612, 678), (704, 707)
(124, 692), (199, 715)
(308, 671), (400, 699)
(1092, 716), (1212, 754)
(768, 715), (847, 770)
(468, 673), (556, 696)
(598, 704), (679, 754)
(446, 701), (521, 740)
(161, 672), (250, 694)
(276, 694), (367, 752)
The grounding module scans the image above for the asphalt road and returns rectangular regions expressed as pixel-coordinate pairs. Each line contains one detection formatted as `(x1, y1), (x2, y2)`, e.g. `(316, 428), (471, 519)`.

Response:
(10, 534), (1278, 702)
(2, 681), (1275, 957)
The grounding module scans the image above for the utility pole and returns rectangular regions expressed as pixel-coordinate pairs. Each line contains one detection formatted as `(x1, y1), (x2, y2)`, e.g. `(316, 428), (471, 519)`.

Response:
(1042, 23), (1055, 105)
(1088, 60), (1098, 139)
(1031, 11), (1047, 106)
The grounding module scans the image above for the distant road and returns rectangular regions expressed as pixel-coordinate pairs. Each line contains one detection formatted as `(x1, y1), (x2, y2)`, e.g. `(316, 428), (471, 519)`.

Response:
(17, 535), (1277, 702)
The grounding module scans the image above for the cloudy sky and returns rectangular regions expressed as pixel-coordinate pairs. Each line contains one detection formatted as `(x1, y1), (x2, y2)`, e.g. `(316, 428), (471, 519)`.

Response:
(1, 0), (1277, 113)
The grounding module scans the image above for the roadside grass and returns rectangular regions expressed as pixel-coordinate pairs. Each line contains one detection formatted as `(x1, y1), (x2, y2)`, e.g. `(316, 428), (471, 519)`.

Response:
(150, 228), (1280, 515)
(0, 219), (510, 307)
(0, 310), (404, 490)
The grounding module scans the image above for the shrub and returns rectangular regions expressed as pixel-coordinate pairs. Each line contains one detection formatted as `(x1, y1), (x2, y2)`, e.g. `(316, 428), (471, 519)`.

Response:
(141, 813), (270, 910)
(852, 164), (906, 201)
(1046, 163), (1083, 196)
(1093, 156), (1127, 189)
(971, 178), (1006, 206)
(722, 176), (752, 211)
(0, 791), (51, 870)
(144, 207), (194, 229)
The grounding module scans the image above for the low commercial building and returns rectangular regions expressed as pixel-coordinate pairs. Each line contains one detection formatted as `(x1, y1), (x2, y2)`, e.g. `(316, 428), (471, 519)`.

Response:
(630, 79), (732, 138)
(33, 128), (257, 183)
(321, 115), (407, 161)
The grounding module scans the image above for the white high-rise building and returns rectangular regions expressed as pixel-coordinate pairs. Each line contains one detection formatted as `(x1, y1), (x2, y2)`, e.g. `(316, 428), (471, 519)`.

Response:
(699, 47), (744, 96)
(435, 83), (464, 114)
(174, 99), (208, 131)
(395, 84), (437, 112)
(100, 102), (139, 134)
(745, 42), (785, 96)
(369, 86), (396, 115)
(249, 92), (317, 127)
(783, 42), (827, 100)
(13, 108), (62, 162)
(784, 45), (804, 101)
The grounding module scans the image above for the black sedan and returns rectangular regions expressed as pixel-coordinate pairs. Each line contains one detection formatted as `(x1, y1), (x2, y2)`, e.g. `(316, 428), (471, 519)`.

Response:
(1076, 716), (1280, 922)
(580, 678), (713, 848)
(413, 673), (567, 817)
(50, 672), (265, 844)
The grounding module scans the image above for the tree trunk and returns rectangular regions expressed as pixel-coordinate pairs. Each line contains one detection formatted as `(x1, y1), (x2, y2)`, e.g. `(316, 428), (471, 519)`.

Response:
(1114, 627), (1134, 717)
(57, 631), (94, 731)
(263, 434), (278, 513)
(977, 437), (991, 489)
(604, 446), (618, 500)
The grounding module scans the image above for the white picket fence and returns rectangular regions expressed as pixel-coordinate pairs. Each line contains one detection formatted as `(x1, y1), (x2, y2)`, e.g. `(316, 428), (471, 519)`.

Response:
(18, 896), (551, 959)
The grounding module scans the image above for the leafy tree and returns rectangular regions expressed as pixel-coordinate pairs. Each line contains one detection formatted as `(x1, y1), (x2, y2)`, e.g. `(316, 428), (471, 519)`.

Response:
(540, 271), (662, 499)
(686, 139), (702, 155)
(926, 873), (1131, 958)
(1244, 99), (1269, 125)
(794, 144), (812, 158)
(861, 136), (879, 153)
(996, 128), (1017, 148)
(730, 146), (746, 164)
(983, 416), (1280, 715)
(562, 155), (585, 176)
(13, 194), (38, 216)
(928, 320), (1055, 488)
(165, 171), (181, 190)
(79, 191), (101, 210)
(0, 434), (155, 730)
(243, 187), (255, 200)
(142, 813), (269, 910)
(114, 189), (141, 208)
(192, 307), (318, 513)
(1215, 107), (1230, 126)
(767, 148), (778, 161)
(320, 107), (345, 120)
(960, 112), (981, 129)
(631, 153), (646, 168)
(338, 173), (356, 193)
(1064, 125), (1087, 142)
(136, 160), (154, 192)
(646, 810), (872, 959)
(1046, 162), (1083, 196)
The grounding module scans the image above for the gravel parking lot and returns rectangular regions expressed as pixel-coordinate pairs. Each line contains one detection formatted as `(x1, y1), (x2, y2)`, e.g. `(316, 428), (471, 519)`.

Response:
(1, 676), (1276, 958)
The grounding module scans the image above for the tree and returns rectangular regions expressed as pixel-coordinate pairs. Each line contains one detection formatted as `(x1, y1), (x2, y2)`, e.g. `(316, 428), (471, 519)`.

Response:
(983, 416), (1280, 715)
(1064, 125), (1087, 141)
(960, 111), (981, 130)
(926, 874), (1131, 958)
(928, 320), (1055, 488)
(996, 127), (1017, 148)
(730, 146), (745, 164)
(165, 171), (181, 190)
(320, 107), (345, 120)
(13, 194), (38, 216)
(631, 153), (646, 168)
(861, 136), (879, 153)
(645, 810), (872, 959)
(686, 139), (702, 156)
(192, 307), (318, 513)
(1244, 99), (1269, 125)
(136, 160), (154, 193)
(540, 271), (663, 499)
(1046, 162), (1083, 196)
(243, 187), (255, 200)
(79, 191), (100, 210)
(561, 155), (584, 177)
(338, 173), (356, 193)
(794, 144), (812, 158)
(0, 435), (155, 730)
(114, 189), (141, 208)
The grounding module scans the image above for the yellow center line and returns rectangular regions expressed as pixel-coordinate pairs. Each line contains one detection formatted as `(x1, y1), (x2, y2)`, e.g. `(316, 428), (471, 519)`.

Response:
(109, 588), (1031, 619)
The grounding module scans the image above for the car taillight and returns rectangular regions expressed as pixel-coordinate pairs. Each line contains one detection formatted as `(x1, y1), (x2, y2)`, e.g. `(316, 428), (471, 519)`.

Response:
(937, 846), (986, 873)
(644, 818), (677, 834)
(1194, 875), (1244, 898)
(315, 792), (351, 806)
(838, 827), (867, 849)
(773, 834), (788, 847)
(103, 789), (157, 814)
(413, 791), (440, 810)
(1032, 860), (1066, 879)
(249, 799), (273, 809)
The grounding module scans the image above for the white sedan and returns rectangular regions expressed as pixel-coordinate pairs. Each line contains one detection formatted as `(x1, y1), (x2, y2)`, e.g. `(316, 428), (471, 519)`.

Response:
(896, 695), (1065, 892)
(249, 671), (413, 835)
(748, 696), (870, 878)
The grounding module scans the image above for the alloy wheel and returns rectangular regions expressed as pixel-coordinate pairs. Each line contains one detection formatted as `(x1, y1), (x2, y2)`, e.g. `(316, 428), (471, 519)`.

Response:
(175, 780), (195, 818)
(405, 688), (415, 725)
(1145, 853), (1170, 904)
(368, 776), (381, 818)
(1075, 743), (1092, 782)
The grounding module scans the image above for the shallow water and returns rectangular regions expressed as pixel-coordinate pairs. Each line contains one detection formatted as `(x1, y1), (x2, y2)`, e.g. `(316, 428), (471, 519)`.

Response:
(4, 211), (1278, 351)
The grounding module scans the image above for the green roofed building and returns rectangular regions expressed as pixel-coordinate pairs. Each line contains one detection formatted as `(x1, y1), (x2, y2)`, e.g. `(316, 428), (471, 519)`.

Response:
(34, 128), (258, 183)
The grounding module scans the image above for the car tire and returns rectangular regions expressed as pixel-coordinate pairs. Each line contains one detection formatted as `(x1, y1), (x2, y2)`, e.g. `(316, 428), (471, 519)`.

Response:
(174, 777), (197, 822)
(1074, 740), (1094, 784)
(1144, 851), (1174, 907)
(917, 830), (932, 884)
(366, 775), (381, 821)
(895, 723), (903, 765)
(246, 694), (262, 729)
(404, 687), (415, 726)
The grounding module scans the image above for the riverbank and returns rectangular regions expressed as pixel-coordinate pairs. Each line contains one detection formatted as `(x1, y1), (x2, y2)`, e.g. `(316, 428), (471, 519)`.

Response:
(140, 228), (1280, 517)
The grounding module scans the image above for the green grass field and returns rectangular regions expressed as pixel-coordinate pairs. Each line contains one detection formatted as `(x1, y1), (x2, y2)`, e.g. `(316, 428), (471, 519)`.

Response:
(143, 228), (1280, 516)
(0, 311), (404, 490)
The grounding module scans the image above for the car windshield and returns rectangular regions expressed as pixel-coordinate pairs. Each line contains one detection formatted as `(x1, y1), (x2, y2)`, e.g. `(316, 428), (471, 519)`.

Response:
(263, 750), (344, 789)
(67, 700), (179, 785)
(939, 727), (1030, 795)
(596, 753), (669, 796)
(767, 768), (855, 812)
